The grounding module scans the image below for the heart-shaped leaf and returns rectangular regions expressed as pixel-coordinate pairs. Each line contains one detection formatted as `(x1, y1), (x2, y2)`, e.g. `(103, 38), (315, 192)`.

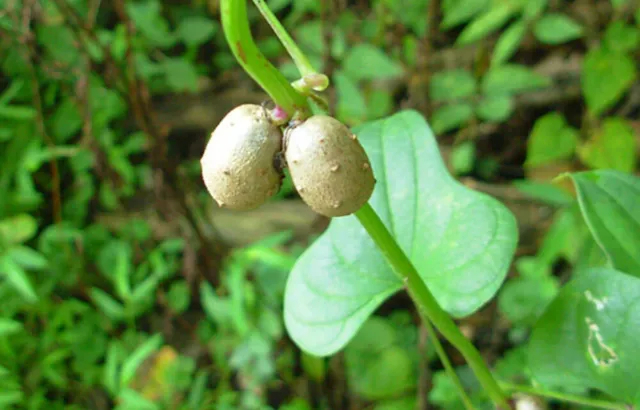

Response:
(569, 170), (640, 277)
(529, 267), (640, 405)
(283, 110), (517, 356)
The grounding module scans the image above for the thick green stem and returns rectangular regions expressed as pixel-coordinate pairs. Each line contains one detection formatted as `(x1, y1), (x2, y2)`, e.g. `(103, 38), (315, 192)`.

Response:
(220, 0), (309, 117)
(499, 383), (628, 410)
(355, 203), (511, 409)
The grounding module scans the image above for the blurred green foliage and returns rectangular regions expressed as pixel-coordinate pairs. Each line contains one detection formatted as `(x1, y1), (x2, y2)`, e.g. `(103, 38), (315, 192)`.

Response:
(0, 0), (638, 408)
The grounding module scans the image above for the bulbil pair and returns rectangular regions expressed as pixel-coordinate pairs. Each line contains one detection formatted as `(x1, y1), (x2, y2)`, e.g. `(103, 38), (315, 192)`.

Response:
(201, 104), (375, 217)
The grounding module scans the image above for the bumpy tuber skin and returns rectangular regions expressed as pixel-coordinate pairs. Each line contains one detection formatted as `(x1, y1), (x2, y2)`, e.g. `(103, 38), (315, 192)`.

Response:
(201, 104), (283, 210)
(285, 115), (375, 217)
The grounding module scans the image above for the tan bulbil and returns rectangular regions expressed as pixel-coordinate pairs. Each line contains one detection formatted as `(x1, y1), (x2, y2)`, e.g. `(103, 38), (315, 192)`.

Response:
(285, 115), (375, 217)
(201, 104), (283, 210)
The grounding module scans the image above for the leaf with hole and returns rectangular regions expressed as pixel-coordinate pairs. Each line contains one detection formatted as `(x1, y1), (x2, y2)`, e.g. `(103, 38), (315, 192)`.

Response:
(568, 170), (640, 277)
(283, 110), (517, 356)
(529, 268), (640, 404)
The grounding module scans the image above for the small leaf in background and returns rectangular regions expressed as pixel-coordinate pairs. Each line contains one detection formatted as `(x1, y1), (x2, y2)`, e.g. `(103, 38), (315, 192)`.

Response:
(523, 0), (549, 18)
(456, 3), (516, 45)
(429, 69), (476, 102)
(334, 71), (367, 125)
(475, 95), (514, 122)
(36, 25), (80, 65)
(50, 98), (83, 142)
(342, 44), (404, 81)
(450, 141), (476, 175)
(429, 370), (465, 409)
(301, 352), (325, 383)
(91, 287), (126, 320)
(529, 268), (640, 403)
(167, 280), (190, 313)
(533, 13), (583, 44)
(7, 246), (48, 270)
(162, 58), (199, 93)
(0, 254), (38, 302)
(0, 214), (38, 246)
(441, 0), (490, 29)
(512, 180), (574, 207)
(176, 16), (217, 47)
(525, 112), (578, 167)
(569, 170), (640, 276)
(603, 21), (640, 53)
(482, 64), (551, 96)
(126, 0), (176, 48)
(431, 103), (474, 134)
(0, 319), (23, 337)
(582, 48), (636, 116)
(374, 397), (416, 410)
(117, 388), (159, 410)
(120, 334), (164, 386)
(578, 117), (636, 172)
(366, 88), (394, 120)
(492, 20), (527, 66)
(498, 257), (559, 326)
(345, 317), (416, 400)
(284, 111), (517, 356)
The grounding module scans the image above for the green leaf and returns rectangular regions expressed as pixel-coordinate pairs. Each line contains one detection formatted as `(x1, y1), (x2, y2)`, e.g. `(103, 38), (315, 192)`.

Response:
(334, 71), (367, 125)
(283, 110), (517, 356)
(91, 287), (125, 320)
(431, 103), (474, 134)
(578, 118), (636, 172)
(345, 317), (416, 399)
(441, 0), (490, 29)
(603, 21), (640, 53)
(450, 141), (476, 175)
(176, 16), (217, 47)
(342, 44), (404, 81)
(568, 170), (640, 276)
(0, 254), (38, 302)
(583, 48), (636, 116)
(533, 13), (583, 45)
(0, 319), (22, 336)
(167, 280), (190, 313)
(525, 113), (578, 167)
(163, 58), (199, 93)
(475, 95), (514, 122)
(0, 214), (38, 245)
(120, 334), (163, 386)
(126, 0), (176, 48)
(456, 3), (516, 45)
(7, 246), (47, 270)
(498, 262), (559, 326)
(51, 98), (83, 142)
(492, 20), (527, 65)
(529, 268), (640, 403)
(430, 69), (476, 102)
(482, 64), (551, 96)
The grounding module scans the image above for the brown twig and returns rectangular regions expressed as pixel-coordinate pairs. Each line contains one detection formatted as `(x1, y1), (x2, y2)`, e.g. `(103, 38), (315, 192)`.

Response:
(18, 0), (62, 223)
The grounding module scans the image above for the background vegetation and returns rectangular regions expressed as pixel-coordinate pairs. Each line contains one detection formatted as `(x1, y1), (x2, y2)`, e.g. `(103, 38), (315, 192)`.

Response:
(0, 0), (638, 409)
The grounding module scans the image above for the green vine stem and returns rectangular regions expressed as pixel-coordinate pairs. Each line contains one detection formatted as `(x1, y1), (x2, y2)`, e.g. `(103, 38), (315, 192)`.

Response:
(220, 0), (309, 117)
(355, 204), (511, 409)
(251, 0), (319, 81)
(220, 1), (509, 408)
(420, 314), (475, 410)
(499, 382), (628, 410)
